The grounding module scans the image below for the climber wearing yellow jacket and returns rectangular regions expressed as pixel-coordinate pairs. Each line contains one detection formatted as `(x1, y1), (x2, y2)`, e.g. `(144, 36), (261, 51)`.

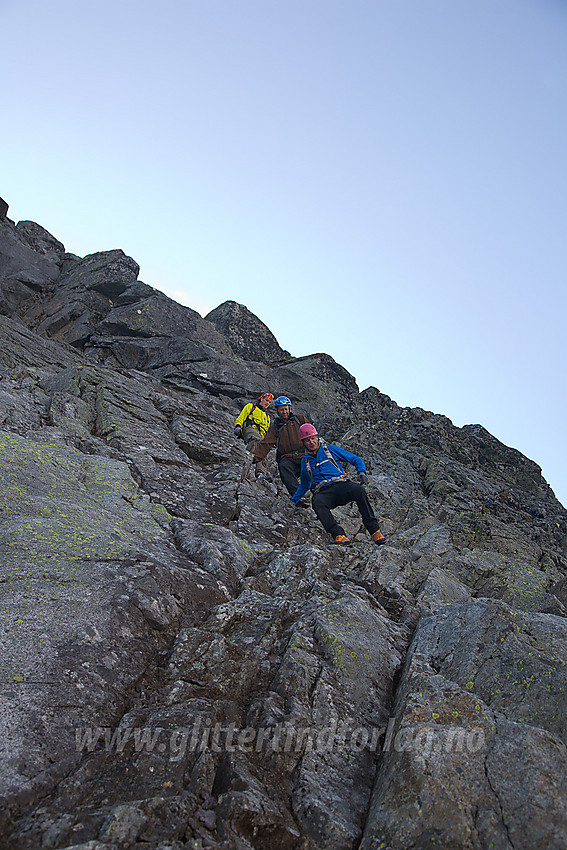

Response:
(234, 393), (273, 451)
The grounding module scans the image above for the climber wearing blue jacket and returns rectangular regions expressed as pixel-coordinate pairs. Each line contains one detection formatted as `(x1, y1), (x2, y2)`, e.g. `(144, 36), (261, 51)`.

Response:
(291, 423), (386, 547)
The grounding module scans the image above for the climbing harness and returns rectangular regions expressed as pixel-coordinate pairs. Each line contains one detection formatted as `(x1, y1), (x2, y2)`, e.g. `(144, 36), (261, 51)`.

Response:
(244, 402), (270, 436)
(305, 441), (348, 493)
(245, 402), (258, 427)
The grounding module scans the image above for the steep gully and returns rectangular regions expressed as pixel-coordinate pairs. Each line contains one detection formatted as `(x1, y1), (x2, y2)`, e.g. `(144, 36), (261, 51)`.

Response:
(0, 205), (567, 849)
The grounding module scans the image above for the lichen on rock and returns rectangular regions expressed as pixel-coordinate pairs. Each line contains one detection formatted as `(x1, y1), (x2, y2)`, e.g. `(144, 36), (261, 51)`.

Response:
(1, 211), (566, 849)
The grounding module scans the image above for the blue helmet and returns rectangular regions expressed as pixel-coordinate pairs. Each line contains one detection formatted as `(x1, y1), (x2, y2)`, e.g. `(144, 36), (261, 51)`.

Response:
(274, 396), (292, 407)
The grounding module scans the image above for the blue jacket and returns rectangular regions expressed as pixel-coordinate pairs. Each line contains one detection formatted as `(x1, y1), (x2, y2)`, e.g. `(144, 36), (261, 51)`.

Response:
(291, 443), (366, 503)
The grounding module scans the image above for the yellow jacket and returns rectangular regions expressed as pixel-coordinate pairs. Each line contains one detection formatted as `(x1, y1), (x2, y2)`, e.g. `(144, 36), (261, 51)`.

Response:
(235, 403), (271, 437)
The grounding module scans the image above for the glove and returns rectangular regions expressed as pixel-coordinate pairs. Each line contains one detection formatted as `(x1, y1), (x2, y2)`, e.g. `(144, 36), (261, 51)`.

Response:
(234, 426), (242, 439)
(358, 472), (368, 486)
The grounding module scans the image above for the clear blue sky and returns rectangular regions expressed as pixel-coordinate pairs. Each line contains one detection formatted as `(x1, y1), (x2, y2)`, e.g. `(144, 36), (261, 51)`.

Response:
(3, 0), (566, 507)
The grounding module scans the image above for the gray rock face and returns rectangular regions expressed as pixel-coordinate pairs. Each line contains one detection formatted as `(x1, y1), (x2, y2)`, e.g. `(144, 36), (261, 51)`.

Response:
(0, 218), (64, 317)
(360, 600), (567, 850)
(206, 300), (290, 364)
(1, 209), (566, 849)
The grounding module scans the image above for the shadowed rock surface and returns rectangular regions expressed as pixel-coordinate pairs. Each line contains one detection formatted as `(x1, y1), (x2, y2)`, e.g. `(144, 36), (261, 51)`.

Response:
(1, 207), (566, 849)
(205, 300), (290, 364)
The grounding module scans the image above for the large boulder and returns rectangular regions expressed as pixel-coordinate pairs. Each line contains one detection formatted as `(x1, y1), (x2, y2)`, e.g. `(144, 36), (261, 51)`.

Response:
(0, 218), (64, 317)
(25, 250), (139, 346)
(206, 300), (290, 364)
(274, 352), (362, 433)
(92, 289), (234, 357)
(360, 600), (567, 850)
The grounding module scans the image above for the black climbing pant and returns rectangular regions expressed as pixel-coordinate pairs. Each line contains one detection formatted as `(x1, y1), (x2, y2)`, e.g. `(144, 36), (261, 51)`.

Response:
(278, 456), (302, 497)
(311, 480), (380, 539)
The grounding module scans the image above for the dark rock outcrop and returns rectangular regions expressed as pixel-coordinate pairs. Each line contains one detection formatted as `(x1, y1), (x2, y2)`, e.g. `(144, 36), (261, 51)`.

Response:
(0, 217), (64, 317)
(206, 299), (290, 364)
(1, 206), (566, 850)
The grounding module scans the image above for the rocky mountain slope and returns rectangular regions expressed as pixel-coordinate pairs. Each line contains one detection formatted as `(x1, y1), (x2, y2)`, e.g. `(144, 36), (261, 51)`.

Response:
(1, 200), (566, 850)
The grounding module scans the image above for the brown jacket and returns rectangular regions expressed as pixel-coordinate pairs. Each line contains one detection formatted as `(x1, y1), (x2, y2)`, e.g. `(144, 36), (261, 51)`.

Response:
(253, 414), (308, 463)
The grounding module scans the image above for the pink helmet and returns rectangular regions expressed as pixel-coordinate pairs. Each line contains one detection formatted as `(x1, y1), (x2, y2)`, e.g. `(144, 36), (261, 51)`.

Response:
(298, 423), (318, 440)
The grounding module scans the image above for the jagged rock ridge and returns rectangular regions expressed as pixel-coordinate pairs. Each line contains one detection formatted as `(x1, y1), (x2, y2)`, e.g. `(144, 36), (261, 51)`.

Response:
(1, 201), (566, 850)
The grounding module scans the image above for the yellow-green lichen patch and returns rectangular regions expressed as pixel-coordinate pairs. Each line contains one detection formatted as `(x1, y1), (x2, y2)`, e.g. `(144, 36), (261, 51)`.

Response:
(0, 428), (177, 682)
(0, 430), (171, 568)
(314, 593), (404, 693)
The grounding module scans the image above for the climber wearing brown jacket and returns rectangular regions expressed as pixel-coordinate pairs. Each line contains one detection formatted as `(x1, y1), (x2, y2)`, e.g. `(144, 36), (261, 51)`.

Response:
(253, 396), (309, 504)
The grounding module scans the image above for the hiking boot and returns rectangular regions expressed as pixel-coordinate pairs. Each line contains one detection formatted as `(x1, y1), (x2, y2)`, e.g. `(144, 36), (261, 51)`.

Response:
(333, 534), (352, 546)
(372, 530), (386, 545)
